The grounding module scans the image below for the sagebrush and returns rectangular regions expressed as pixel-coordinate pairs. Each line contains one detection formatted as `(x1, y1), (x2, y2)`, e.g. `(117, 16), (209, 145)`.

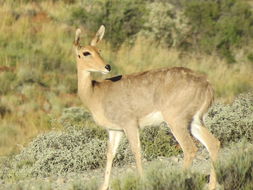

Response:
(206, 93), (253, 145)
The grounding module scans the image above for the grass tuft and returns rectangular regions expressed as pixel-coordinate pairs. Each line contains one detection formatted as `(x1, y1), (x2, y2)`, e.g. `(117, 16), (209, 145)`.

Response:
(216, 141), (253, 190)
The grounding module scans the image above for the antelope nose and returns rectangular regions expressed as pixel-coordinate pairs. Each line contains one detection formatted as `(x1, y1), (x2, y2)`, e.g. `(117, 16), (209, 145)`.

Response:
(105, 64), (111, 71)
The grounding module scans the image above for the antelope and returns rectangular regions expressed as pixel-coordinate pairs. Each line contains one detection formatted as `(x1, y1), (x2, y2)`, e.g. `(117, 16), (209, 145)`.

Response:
(74, 25), (220, 190)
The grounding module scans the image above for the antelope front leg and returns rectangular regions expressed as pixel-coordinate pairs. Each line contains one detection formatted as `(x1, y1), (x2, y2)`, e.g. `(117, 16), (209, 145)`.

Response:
(100, 130), (123, 190)
(124, 125), (143, 176)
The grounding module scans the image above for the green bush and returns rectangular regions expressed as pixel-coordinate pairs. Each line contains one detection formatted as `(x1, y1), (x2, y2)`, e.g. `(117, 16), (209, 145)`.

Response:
(184, 0), (253, 62)
(102, 0), (146, 49)
(112, 142), (253, 190)
(216, 141), (253, 190)
(140, 124), (181, 161)
(2, 142), (253, 190)
(206, 93), (253, 145)
(142, 1), (188, 47)
(6, 128), (107, 178)
(143, 165), (205, 190)
(69, 0), (146, 48)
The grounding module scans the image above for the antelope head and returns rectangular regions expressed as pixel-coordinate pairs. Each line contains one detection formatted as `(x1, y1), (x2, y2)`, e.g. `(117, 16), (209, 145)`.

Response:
(74, 25), (111, 74)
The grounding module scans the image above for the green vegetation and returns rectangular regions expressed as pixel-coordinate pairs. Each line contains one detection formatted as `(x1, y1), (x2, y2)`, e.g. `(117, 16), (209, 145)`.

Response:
(67, 0), (253, 61)
(1, 141), (252, 190)
(184, 0), (253, 62)
(216, 141), (253, 190)
(206, 93), (253, 145)
(111, 165), (205, 190)
(111, 141), (253, 190)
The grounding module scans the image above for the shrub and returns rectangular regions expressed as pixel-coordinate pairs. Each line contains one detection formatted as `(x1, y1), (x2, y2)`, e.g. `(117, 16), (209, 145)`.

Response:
(205, 93), (253, 145)
(7, 128), (107, 178)
(140, 123), (181, 161)
(101, 0), (146, 49)
(216, 141), (253, 190)
(112, 162), (205, 190)
(142, 1), (188, 47)
(69, 0), (146, 48)
(143, 165), (205, 190)
(2, 142), (252, 190)
(183, 0), (253, 62)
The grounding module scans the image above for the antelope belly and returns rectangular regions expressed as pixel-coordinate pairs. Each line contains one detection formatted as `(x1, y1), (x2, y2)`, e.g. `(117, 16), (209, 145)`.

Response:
(139, 111), (164, 128)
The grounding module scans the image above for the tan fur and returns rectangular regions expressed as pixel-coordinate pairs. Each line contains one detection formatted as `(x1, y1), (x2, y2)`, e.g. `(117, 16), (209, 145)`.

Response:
(74, 26), (220, 190)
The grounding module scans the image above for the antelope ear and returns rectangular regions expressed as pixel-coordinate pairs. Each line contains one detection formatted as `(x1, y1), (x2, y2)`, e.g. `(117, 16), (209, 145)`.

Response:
(90, 25), (105, 46)
(74, 28), (81, 54)
(74, 28), (81, 47)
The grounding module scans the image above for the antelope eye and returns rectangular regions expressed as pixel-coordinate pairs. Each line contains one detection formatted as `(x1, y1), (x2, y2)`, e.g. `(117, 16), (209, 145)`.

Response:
(83, 51), (91, 56)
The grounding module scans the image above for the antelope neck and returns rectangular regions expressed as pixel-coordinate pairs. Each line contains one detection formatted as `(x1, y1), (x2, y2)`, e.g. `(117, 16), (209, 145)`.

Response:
(77, 69), (94, 105)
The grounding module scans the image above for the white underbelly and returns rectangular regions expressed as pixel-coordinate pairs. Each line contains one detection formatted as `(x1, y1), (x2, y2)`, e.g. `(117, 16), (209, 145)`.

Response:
(139, 111), (164, 128)
(92, 113), (122, 130)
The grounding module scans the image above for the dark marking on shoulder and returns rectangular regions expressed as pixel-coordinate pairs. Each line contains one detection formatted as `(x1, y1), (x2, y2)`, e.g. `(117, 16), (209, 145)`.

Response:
(106, 75), (122, 82)
(92, 80), (99, 87)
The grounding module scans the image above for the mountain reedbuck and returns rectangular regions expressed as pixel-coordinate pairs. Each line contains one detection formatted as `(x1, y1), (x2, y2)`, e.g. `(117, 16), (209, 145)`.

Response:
(74, 25), (220, 190)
